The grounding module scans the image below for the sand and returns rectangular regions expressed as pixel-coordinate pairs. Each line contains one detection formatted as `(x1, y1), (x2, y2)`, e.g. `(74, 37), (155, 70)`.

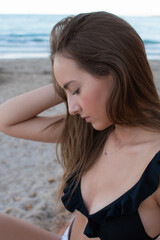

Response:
(0, 58), (72, 235)
(0, 58), (159, 235)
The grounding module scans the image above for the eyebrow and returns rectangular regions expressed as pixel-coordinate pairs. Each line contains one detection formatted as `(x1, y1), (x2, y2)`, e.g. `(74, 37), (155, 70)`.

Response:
(63, 80), (76, 89)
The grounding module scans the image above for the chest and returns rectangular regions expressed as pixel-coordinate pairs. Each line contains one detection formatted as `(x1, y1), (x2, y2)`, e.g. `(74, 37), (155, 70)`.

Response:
(81, 150), (155, 215)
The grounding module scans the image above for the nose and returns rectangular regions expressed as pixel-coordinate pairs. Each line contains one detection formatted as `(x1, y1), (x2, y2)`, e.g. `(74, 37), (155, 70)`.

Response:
(68, 97), (81, 115)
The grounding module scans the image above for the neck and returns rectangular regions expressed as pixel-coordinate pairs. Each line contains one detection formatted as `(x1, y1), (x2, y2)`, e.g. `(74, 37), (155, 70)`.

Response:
(104, 125), (157, 157)
(105, 125), (141, 154)
(112, 125), (140, 143)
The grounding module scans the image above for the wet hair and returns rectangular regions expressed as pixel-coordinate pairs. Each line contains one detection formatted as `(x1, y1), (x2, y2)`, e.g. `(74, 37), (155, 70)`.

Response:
(50, 11), (160, 198)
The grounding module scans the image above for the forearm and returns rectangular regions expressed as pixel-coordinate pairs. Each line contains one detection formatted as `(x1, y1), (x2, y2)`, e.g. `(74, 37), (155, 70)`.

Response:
(0, 84), (63, 128)
(0, 213), (61, 240)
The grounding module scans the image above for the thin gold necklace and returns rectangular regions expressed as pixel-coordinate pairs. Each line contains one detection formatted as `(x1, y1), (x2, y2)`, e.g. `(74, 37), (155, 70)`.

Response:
(104, 132), (138, 156)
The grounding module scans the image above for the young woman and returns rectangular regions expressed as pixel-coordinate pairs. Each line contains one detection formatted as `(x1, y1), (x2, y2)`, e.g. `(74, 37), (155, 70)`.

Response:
(0, 11), (160, 240)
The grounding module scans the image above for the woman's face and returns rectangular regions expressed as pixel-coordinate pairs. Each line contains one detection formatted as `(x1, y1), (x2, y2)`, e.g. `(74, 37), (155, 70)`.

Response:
(53, 54), (114, 130)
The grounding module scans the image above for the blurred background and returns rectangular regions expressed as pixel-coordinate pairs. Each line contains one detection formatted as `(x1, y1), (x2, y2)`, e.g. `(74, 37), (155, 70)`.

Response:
(0, 0), (160, 60)
(0, 0), (160, 235)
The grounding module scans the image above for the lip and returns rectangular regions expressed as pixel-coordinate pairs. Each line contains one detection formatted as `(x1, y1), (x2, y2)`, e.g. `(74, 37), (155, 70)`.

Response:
(81, 115), (89, 119)
(81, 116), (91, 122)
(85, 117), (91, 123)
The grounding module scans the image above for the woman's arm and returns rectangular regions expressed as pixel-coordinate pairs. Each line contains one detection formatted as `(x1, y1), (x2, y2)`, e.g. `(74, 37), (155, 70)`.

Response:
(0, 84), (64, 143)
(0, 212), (61, 240)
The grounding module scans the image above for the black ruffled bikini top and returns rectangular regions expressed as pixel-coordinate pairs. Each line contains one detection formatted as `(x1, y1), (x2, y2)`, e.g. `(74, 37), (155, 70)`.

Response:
(61, 151), (160, 240)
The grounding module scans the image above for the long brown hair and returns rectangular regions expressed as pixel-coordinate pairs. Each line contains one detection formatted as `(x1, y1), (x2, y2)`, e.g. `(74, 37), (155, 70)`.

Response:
(50, 12), (160, 199)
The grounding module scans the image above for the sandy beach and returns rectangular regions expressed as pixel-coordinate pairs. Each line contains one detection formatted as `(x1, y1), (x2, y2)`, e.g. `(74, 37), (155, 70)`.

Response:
(0, 58), (159, 235)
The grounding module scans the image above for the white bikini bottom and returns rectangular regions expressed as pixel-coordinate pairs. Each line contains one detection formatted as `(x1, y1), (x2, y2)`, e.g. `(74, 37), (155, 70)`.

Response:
(61, 218), (75, 240)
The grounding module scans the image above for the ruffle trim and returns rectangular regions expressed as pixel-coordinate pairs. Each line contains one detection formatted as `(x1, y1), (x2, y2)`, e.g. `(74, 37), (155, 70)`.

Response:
(61, 151), (160, 238)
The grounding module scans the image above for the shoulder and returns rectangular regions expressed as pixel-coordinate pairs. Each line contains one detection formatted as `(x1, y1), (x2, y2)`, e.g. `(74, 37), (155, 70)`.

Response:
(142, 129), (160, 206)
(154, 176), (160, 207)
(144, 129), (160, 156)
(152, 130), (160, 206)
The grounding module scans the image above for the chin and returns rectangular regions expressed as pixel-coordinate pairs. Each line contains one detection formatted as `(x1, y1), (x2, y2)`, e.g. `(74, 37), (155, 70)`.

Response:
(92, 122), (112, 131)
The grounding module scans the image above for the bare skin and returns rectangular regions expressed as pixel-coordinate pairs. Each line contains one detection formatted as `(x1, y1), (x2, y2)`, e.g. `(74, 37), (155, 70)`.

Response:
(0, 84), (64, 143)
(53, 54), (160, 239)
(0, 67), (160, 239)
(0, 212), (61, 240)
(0, 84), (64, 240)
(70, 128), (160, 240)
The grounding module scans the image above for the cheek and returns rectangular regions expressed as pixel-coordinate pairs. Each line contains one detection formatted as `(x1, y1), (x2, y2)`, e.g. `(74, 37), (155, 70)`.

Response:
(80, 95), (93, 109)
(81, 89), (107, 111)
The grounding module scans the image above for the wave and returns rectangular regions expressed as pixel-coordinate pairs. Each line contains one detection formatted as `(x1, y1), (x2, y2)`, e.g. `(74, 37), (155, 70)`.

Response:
(2, 34), (160, 45)
(8, 33), (49, 38)
(1, 14), (160, 60)
(6, 38), (46, 43)
(143, 39), (160, 44)
(0, 33), (49, 44)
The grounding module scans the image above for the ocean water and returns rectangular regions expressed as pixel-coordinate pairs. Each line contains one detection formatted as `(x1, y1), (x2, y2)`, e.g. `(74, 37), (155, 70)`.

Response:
(0, 14), (160, 60)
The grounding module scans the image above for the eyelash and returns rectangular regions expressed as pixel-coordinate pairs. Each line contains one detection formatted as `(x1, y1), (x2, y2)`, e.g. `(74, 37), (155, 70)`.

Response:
(72, 88), (80, 95)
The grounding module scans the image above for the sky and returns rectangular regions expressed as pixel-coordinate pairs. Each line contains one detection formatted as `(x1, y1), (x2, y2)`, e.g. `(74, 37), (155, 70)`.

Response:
(0, 0), (160, 16)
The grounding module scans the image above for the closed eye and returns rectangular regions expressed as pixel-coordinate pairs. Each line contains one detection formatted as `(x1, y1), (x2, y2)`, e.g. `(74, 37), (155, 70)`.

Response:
(72, 88), (80, 95)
